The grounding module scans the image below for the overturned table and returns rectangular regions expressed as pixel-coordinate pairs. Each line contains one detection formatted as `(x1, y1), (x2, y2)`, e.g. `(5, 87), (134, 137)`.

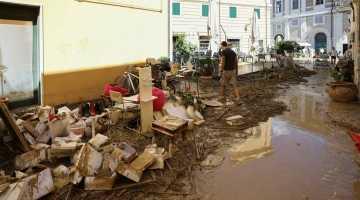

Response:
(150, 115), (189, 155)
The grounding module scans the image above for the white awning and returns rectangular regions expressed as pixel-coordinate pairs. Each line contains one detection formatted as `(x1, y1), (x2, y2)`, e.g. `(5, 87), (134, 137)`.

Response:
(297, 42), (311, 46)
(226, 33), (241, 39)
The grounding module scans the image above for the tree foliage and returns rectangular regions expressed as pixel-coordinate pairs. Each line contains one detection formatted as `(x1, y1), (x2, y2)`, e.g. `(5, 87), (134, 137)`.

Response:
(173, 34), (197, 61)
(274, 41), (294, 55)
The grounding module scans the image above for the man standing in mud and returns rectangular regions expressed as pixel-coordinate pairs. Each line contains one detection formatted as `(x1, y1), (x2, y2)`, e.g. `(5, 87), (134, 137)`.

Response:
(219, 41), (241, 105)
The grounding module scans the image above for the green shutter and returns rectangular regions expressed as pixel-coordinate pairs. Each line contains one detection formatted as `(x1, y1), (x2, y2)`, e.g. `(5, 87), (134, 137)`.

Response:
(173, 3), (180, 16)
(229, 7), (237, 18)
(202, 5), (209, 17)
(254, 8), (260, 19)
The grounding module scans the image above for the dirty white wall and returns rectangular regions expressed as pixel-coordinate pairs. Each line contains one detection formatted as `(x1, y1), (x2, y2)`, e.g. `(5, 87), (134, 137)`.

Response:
(1, 0), (169, 106)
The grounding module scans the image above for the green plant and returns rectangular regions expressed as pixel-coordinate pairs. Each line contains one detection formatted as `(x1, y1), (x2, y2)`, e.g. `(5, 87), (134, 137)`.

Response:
(157, 56), (169, 62)
(274, 41), (294, 55)
(173, 34), (197, 62)
(168, 87), (206, 114)
(198, 57), (219, 76)
(328, 67), (344, 83)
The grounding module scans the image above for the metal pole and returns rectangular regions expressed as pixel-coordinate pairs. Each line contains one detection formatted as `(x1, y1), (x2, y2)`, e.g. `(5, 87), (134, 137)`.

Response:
(219, 0), (221, 43)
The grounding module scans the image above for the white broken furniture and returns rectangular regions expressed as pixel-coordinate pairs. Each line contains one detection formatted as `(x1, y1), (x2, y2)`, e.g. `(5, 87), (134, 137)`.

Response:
(150, 115), (189, 156)
(82, 112), (107, 138)
(109, 90), (140, 132)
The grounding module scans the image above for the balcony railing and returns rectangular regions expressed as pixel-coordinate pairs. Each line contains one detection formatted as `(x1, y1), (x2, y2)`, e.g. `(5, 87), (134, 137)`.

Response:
(335, 0), (352, 12)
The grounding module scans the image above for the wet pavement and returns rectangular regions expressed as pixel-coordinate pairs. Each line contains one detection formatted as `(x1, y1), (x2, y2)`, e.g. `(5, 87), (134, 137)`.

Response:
(197, 59), (360, 199)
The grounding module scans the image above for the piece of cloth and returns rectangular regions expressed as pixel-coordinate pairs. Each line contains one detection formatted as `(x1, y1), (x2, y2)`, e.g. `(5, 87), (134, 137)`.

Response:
(104, 84), (127, 96)
(220, 69), (236, 85)
(221, 48), (237, 71)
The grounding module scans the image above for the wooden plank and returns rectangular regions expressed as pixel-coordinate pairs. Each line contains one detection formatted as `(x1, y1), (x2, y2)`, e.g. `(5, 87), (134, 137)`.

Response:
(0, 100), (30, 152)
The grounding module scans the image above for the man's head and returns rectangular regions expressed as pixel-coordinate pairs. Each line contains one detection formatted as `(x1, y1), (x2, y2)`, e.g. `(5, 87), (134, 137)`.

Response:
(332, 47), (335, 50)
(349, 45), (352, 49)
(221, 41), (228, 49)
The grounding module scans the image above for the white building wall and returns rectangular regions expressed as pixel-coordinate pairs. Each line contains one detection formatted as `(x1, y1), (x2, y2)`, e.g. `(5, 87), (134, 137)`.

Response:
(172, 0), (271, 55)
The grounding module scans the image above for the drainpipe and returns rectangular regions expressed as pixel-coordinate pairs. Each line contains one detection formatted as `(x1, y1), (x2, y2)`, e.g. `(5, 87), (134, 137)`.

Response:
(265, 0), (268, 53)
(331, 0), (334, 49)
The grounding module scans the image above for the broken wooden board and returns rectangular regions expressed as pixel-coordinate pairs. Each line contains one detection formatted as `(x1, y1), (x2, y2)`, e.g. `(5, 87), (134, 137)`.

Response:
(84, 172), (117, 190)
(22, 121), (39, 137)
(130, 151), (156, 171)
(0, 100), (30, 152)
(118, 143), (137, 164)
(115, 161), (142, 183)
(14, 148), (46, 171)
(201, 99), (223, 107)
(75, 143), (103, 177)
(88, 133), (112, 151)
(0, 182), (27, 200)
(20, 168), (54, 200)
(225, 115), (244, 126)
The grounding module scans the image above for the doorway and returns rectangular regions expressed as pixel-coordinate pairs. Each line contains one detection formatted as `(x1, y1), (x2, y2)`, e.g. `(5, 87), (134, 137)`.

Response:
(315, 33), (327, 53)
(0, 2), (41, 108)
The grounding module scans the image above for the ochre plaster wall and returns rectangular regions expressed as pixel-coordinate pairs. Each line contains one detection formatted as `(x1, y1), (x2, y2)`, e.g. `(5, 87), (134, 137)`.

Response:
(6, 0), (169, 106)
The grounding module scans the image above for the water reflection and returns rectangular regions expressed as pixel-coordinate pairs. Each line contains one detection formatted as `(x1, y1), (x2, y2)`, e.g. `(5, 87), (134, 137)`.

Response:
(230, 119), (274, 167)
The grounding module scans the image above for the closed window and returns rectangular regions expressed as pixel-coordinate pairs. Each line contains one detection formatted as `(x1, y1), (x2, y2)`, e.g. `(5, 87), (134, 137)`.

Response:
(202, 4), (208, 17)
(315, 0), (323, 5)
(276, 24), (282, 30)
(291, 19), (299, 26)
(276, 1), (282, 13)
(314, 16), (324, 24)
(292, 0), (299, 9)
(254, 8), (260, 19)
(229, 7), (237, 18)
(172, 3), (180, 16)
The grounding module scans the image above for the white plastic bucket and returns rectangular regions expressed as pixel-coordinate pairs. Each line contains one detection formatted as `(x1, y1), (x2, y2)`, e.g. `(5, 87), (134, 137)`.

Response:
(110, 110), (121, 124)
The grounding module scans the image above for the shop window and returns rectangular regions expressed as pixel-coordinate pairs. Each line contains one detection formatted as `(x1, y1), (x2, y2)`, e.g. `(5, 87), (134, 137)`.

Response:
(229, 7), (237, 18)
(172, 3), (180, 16)
(202, 4), (208, 17)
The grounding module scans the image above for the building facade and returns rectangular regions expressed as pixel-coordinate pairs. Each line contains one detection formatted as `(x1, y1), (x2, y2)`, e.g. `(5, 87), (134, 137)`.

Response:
(270, 0), (351, 54)
(171, 0), (271, 55)
(0, 0), (170, 107)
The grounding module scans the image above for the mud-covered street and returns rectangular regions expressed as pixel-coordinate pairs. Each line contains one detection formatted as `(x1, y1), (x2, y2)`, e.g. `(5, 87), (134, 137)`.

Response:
(1, 58), (360, 200)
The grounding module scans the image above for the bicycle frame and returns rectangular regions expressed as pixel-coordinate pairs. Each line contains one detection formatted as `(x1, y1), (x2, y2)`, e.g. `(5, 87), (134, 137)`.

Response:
(123, 71), (139, 94)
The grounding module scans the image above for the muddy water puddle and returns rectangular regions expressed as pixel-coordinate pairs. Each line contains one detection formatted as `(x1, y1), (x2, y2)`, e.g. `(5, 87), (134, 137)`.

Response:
(198, 118), (359, 200)
(197, 68), (360, 199)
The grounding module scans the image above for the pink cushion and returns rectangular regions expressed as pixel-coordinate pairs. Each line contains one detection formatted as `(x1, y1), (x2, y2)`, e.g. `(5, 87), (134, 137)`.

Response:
(104, 84), (127, 96)
(137, 87), (166, 111)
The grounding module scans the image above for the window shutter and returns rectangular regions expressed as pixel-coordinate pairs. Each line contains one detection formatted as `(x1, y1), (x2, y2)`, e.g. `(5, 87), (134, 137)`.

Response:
(229, 7), (237, 18)
(254, 8), (260, 19)
(202, 5), (208, 17)
(172, 3), (180, 16)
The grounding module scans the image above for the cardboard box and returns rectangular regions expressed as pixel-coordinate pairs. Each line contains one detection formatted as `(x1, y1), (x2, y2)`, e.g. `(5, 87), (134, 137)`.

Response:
(20, 168), (54, 200)
(84, 172), (117, 190)
(118, 142), (137, 164)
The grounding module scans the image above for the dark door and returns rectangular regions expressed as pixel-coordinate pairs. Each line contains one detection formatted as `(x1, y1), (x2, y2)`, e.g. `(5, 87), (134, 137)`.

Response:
(314, 33), (327, 53)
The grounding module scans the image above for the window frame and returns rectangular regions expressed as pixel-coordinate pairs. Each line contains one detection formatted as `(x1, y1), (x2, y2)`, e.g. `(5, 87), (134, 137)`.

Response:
(291, 19), (299, 27)
(313, 16), (325, 25)
(276, 24), (282, 30)
(292, 0), (299, 9)
(229, 6), (237, 19)
(201, 4), (209, 17)
(275, 1), (282, 13)
(315, 0), (324, 5)
(172, 2), (181, 16)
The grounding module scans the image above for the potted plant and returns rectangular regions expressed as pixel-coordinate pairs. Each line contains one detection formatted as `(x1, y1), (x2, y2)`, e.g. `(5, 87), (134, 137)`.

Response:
(173, 34), (197, 64)
(296, 52), (301, 58)
(326, 67), (358, 103)
(198, 57), (219, 83)
(274, 41), (294, 56)
(157, 56), (170, 71)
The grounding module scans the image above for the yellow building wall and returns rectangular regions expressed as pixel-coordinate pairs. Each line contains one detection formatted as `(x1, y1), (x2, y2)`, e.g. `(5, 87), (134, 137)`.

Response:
(6, 0), (169, 106)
